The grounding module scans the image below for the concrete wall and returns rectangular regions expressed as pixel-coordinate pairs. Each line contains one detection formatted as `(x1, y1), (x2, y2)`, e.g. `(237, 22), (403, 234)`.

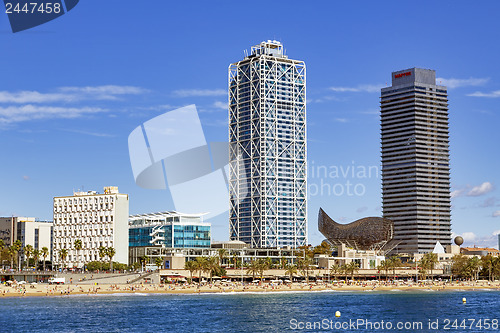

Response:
(114, 194), (129, 265)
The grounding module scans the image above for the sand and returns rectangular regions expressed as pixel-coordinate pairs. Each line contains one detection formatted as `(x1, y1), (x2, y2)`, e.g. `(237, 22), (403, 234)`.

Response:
(1, 280), (499, 298)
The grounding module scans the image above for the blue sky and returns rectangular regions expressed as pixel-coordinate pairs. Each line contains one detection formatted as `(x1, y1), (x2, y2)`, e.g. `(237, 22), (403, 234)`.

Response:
(1, 1), (499, 248)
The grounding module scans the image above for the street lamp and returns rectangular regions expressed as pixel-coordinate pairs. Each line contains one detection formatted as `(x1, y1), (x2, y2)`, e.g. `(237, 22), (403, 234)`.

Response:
(240, 251), (243, 284)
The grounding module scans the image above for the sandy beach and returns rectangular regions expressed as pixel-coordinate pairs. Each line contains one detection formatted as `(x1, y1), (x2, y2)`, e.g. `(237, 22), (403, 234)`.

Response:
(2, 280), (499, 298)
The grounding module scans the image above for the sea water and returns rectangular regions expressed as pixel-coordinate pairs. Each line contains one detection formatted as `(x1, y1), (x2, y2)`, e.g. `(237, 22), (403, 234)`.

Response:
(0, 290), (499, 332)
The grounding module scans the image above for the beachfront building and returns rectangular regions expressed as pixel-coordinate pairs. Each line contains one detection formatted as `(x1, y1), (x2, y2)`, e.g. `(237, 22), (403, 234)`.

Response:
(316, 244), (386, 270)
(460, 247), (500, 257)
(128, 211), (211, 267)
(228, 40), (307, 248)
(52, 186), (129, 268)
(0, 217), (53, 267)
(381, 68), (452, 254)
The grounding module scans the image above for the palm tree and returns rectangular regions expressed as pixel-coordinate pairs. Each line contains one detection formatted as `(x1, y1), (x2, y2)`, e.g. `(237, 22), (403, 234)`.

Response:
(207, 256), (219, 283)
(340, 264), (348, 282)
(106, 247), (116, 271)
(330, 263), (342, 282)
(377, 260), (391, 280)
(466, 256), (481, 281)
(33, 249), (40, 271)
(59, 248), (68, 269)
(184, 260), (197, 284)
(98, 246), (107, 262)
(297, 256), (313, 283)
(285, 264), (297, 281)
(246, 259), (259, 280)
(74, 239), (83, 270)
(155, 257), (164, 270)
(7, 245), (17, 270)
(0, 239), (4, 269)
(279, 256), (288, 269)
(140, 255), (149, 265)
(41, 247), (49, 271)
(217, 249), (228, 267)
(345, 261), (359, 281)
(256, 258), (269, 280)
(388, 256), (402, 279)
(231, 253), (239, 269)
(14, 240), (22, 270)
(24, 244), (33, 269)
(482, 255), (494, 281)
(193, 257), (206, 283)
(422, 253), (438, 280)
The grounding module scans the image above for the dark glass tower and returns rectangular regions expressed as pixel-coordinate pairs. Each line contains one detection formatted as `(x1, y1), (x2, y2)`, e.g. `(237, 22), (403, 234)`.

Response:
(381, 68), (452, 254)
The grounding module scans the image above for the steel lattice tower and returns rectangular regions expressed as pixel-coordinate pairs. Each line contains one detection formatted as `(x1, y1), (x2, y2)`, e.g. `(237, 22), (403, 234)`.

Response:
(381, 68), (452, 254)
(229, 41), (307, 248)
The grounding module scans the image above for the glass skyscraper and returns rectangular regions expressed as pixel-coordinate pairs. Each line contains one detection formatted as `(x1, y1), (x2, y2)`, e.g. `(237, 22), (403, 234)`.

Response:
(229, 41), (307, 248)
(381, 68), (452, 254)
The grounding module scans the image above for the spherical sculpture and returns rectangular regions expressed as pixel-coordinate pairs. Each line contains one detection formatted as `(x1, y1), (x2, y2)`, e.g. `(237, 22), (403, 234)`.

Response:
(454, 236), (464, 246)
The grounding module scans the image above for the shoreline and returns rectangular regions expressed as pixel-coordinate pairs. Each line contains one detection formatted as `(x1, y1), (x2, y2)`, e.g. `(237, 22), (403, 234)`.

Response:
(2, 282), (499, 298)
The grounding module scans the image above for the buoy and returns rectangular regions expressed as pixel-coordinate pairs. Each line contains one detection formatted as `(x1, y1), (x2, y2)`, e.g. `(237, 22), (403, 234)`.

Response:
(335, 311), (341, 317)
(462, 297), (466, 304)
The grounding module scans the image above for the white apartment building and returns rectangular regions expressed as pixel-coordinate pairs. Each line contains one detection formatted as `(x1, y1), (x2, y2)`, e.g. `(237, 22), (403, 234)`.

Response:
(52, 186), (129, 268)
(0, 216), (53, 267)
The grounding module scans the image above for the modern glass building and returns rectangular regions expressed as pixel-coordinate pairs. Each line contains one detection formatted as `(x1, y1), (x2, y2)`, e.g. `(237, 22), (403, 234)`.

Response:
(381, 68), (452, 254)
(128, 212), (211, 249)
(228, 40), (307, 248)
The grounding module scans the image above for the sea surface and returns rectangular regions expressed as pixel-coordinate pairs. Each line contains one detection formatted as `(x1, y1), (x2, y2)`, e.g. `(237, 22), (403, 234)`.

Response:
(1, 290), (499, 332)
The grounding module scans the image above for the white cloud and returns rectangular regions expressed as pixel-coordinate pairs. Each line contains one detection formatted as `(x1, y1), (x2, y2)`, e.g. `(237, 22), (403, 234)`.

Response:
(467, 90), (500, 98)
(334, 118), (349, 123)
(436, 77), (489, 89)
(329, 84), (383, 93)
(467, 182), (494, 196)
(0, 105), (107, 124)
(493, 211), (500, 217)
(451, 189), (465, 198)
(59, 85), (147, 95)
(61, 129), (116, 138)
(356, 206), (368, 213)
(452, 182), (495, 198)
(493, 230), (500, 235)
(172, 89), (226, 97)
(0, 91), (78, 103)
(462, 232), (477, 242)
(480, 197), (498, 208)
(0, 85), (148, 104)
(213, 101), (228, 110)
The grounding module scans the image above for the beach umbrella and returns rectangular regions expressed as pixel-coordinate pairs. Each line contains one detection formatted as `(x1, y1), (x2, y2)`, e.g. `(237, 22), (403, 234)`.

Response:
(18, 281), (26, 285)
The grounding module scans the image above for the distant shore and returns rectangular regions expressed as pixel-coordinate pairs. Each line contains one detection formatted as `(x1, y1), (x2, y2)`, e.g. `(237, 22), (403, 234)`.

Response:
(2, 281), (499, 298)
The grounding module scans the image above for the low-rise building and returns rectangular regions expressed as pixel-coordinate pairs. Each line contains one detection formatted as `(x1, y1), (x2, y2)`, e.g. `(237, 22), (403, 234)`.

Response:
(460, 247), (500, 257)
(316, 244), (385, 270)
(128, 211), (211, 266)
